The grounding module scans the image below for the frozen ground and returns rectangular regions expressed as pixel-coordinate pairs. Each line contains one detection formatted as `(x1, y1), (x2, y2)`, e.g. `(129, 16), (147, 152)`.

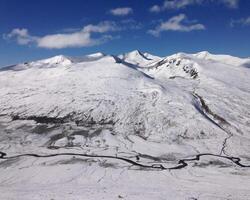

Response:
(0, 50), (250, 199)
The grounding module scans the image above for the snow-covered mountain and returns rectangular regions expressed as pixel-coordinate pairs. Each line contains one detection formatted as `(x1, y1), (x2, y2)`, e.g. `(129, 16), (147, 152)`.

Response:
(0, 50), (250, 199)
(194, 51), (250, 67)
(118, 50), (162, 66)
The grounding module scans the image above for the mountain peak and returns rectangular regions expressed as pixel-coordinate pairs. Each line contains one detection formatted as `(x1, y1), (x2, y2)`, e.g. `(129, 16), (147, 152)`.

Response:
(33, 55), (72, 66)
(127, 50), (143, 55)
(117, 50), (161, 67)
(194, 51), (212, 59)
(193, 51), (250, 66)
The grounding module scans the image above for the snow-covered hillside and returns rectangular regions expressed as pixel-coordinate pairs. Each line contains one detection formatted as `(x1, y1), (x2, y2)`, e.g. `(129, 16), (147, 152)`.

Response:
(194, 51), (250, 67)
(0, 50), (250, 199)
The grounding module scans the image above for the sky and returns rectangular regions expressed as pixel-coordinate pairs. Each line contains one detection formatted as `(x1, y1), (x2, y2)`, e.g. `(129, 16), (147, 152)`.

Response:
(0, 0), (250, 67)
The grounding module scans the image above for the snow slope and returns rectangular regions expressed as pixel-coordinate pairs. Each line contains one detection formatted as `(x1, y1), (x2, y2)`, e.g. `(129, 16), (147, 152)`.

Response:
(0, 50), (250, 199)
(194, 51), (250, 67)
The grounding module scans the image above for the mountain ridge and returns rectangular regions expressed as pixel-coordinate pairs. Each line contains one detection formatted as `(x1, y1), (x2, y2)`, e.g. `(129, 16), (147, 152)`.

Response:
(2, 50), (250, 70)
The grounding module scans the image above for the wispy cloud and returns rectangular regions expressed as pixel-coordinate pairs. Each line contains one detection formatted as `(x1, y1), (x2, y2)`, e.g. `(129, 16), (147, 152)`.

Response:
(148, 14), (205, 36)
(149, 0), (239, 12)
(221, 0), (239, 8)
(165, 0), (201, 10)
(120, 19), (143, 30)
(230, 16), (250, 27)
(110, 7), (133, 16)
(5, 21), (119, 49)
(149, 5), (162, 13)
(5, 28), (38, 45)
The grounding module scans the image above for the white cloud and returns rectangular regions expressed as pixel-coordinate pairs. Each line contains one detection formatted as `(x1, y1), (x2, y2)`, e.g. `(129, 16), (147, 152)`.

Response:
(149, 0), (202, 12)
(163, 0), (202, 10)
(149, 5), (161, 13)
(149, 0), (240, 12)
(231, 16), (250, 27)
(82, 21), (118, 33)
(110, 7), (133, 16)
(148, 14), (205, 36)
(221, 0), (239, 8)
(5, 21), (118, 49)
(36, 32), (95, 49)
(6, 28), (37, 45)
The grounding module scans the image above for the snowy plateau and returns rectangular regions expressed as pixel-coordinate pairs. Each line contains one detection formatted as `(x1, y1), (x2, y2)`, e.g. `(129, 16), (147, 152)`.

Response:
(0, 50), (250, 199)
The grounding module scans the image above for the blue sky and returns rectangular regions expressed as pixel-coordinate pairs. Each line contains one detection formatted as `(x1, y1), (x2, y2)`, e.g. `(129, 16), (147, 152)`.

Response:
(0, 0), (250, 67)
